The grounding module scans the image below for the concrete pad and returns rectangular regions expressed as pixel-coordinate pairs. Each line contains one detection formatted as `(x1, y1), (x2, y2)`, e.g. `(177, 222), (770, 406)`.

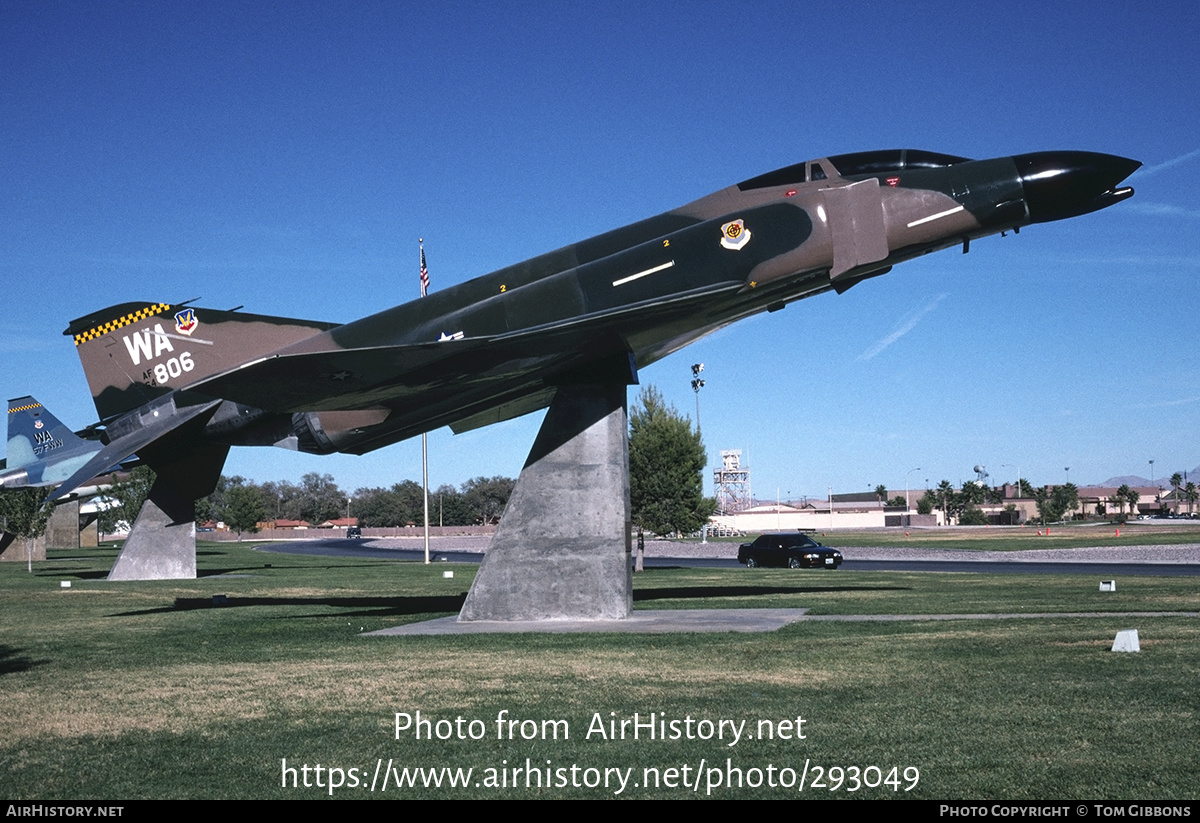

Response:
(368, 608), (810, 635)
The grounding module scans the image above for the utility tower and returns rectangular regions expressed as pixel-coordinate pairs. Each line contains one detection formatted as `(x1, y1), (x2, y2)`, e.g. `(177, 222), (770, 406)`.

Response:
(713, 449), (751, 514)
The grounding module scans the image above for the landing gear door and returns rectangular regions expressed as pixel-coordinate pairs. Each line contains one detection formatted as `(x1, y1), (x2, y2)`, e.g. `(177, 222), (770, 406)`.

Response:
(824, 177), (888, 280)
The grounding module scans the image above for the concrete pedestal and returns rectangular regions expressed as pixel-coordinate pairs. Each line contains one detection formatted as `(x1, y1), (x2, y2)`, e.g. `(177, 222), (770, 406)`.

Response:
(107, 442), (227, 581)
(0, 532), (45, 563)
(46, 500), (81, 549)
(108, 479), (198, 581)
(459, 382), (632, 621)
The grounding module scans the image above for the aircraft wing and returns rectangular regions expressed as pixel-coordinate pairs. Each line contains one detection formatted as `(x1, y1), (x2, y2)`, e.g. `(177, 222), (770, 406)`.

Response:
(182, 285), (738, 415)
(46, 399), (221, 503)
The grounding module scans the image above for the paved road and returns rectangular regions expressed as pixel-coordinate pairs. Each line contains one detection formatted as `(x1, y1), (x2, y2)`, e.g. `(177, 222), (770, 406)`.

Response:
(256, 538), (1200, 577)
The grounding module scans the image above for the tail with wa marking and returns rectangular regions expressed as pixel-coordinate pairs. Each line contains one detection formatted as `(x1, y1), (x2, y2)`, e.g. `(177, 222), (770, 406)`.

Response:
(65, 302), (338, 421)
(1, 396), (112, 489)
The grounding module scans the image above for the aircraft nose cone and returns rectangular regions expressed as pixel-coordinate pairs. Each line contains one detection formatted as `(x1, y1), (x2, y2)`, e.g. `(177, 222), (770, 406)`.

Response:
(1015, 151), (1141, 223)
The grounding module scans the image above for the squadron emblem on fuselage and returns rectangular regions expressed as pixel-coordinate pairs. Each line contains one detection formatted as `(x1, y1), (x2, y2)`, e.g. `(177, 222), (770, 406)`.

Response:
(719, 218), (751, 250)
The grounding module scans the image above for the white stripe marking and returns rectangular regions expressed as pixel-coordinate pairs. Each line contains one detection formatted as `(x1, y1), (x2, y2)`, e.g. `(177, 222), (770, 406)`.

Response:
(907, 205), (964, 228)
(151, 329), (214, 346)
(612, 259), (675, 287)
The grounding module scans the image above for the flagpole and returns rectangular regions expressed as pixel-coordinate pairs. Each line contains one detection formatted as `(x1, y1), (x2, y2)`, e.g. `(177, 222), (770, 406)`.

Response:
(420, 239), (431, 565)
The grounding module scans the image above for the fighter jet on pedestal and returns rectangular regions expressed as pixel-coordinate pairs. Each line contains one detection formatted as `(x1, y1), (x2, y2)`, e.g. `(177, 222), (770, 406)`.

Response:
(49, 149), (1138, 607)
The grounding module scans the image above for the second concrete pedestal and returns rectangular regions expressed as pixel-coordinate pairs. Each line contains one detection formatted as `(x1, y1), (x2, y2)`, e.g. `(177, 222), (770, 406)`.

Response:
(458, 382), (632, 621)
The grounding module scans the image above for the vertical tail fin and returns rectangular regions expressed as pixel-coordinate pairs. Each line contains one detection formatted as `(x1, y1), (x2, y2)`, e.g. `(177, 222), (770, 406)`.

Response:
(64, 302), (338, 421)
(3, 396), (101, 488)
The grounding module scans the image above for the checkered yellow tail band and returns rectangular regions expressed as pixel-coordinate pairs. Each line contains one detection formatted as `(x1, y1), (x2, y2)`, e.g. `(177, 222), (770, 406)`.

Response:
(73, 303), (171, 346)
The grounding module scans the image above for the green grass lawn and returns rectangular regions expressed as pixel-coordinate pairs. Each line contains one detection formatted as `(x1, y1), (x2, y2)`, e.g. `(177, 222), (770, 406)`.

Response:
(1, 541), (1196, 799)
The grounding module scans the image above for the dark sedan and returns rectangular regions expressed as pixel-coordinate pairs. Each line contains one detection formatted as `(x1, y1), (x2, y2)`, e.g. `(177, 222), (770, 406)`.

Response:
(737, 533), (843, 569)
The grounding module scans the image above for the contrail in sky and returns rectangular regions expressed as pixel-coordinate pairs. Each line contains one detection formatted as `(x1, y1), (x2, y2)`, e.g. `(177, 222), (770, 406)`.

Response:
(858, 293), (947, 361)
(1132, 147), (1200, 178)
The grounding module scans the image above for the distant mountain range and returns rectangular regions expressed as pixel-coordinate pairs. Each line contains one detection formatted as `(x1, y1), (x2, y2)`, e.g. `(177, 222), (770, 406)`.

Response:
(1098, 466), (1200, 488)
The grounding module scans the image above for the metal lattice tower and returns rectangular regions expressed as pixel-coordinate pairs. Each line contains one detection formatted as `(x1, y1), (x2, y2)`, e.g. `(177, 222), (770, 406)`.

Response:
(713, 449), (751, 514)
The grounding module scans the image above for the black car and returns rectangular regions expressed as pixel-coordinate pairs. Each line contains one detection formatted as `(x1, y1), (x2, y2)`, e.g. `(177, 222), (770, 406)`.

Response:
(737, 533), (842, 569)
(346, 526), (362, 539)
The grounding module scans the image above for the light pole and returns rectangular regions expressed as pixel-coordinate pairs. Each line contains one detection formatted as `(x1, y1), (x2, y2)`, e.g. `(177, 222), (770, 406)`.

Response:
(690, 363), (705, 431)
(905, 467), (922, 512)
(1003, 463), (1021, 498)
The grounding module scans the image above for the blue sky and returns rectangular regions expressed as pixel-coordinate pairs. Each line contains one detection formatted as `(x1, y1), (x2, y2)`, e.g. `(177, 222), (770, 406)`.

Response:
(2, 1), (1197, 498)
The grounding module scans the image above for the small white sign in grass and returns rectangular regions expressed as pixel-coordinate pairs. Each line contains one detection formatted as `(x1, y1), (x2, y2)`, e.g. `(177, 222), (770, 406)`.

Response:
(1112, 629), (1140, 652)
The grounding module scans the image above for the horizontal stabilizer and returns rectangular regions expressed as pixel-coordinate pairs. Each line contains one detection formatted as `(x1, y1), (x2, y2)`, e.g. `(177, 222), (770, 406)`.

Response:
(46, 399), (221, 503)
(185, 338), (494, 413)
(449, 388), (558, 434)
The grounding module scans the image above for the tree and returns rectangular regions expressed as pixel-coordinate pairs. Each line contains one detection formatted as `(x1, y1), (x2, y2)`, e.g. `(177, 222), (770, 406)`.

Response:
(196, 474), (248, 526)
(874, 484), (888, 505)
(1112, 484), (1139, 521)
(917, 490), (935, 516)
(0, 487), (53, 539)
(886, 495), (908, 508)
(1170, 472), (1183, 514)
(628, 386), (715, 537)
(960, 481), (987, 506)
(935, 480), (957, 523)
(296, 472), (344, 525)
(959, 507), (988, 526)
(1186, 482), (1198, 517)
(1034, 484), (1079, 525)
(98, 467), (156, 534)
(1122, 485), (1140, 518)
(435, 484), (475, 527)
(461, 476), (515, 525)
(224, 484), (267, 539)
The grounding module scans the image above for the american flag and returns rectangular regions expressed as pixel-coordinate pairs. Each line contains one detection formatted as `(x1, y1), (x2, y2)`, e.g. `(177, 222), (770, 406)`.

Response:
(419, 241), (429, 297)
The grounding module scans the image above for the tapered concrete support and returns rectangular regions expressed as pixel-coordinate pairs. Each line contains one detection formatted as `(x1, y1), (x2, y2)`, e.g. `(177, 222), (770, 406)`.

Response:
(459, 382), (632, 621)
(108, 480), (197, 580)
(46, 500), (81, 549)
(107, 443), (227, 581)
(0, 532), (45, 563)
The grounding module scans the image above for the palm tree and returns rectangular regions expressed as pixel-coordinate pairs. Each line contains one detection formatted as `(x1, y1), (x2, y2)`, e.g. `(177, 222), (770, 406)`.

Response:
(1170, 472), (1183, 515)
(1185, 482), (1198, 517)
(1122, 485), (1141, 518)
(1115, 484), (1133, 519)
(936, 480), (955, 523)
(874, 484), (888, 506)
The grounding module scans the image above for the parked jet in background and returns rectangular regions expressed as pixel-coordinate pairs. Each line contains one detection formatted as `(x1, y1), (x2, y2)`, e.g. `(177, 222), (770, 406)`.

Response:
(2, 396), (107, 490)
(49, 149), (1139, 517)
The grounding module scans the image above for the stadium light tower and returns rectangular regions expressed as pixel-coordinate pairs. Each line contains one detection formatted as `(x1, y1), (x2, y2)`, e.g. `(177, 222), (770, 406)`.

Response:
(691, 363), (705, 431)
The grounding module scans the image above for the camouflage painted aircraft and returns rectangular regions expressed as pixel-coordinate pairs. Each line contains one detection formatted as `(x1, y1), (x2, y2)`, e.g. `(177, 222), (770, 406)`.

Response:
(1, 395), (137, 493)
(50, 149), (1138, 511)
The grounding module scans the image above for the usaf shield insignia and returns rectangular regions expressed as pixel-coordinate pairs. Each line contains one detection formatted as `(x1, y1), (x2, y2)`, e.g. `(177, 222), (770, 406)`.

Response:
(720, 218), (751, 250)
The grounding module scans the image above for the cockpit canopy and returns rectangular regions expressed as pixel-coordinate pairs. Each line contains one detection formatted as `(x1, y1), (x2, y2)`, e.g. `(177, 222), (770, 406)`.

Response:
(737, 149), (972, 191)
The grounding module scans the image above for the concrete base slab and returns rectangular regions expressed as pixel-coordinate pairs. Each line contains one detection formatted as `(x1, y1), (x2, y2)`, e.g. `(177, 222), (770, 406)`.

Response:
(369, 608), (810, 635)
(458, 381), (632, 621)
(108, 494), (196, 580)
